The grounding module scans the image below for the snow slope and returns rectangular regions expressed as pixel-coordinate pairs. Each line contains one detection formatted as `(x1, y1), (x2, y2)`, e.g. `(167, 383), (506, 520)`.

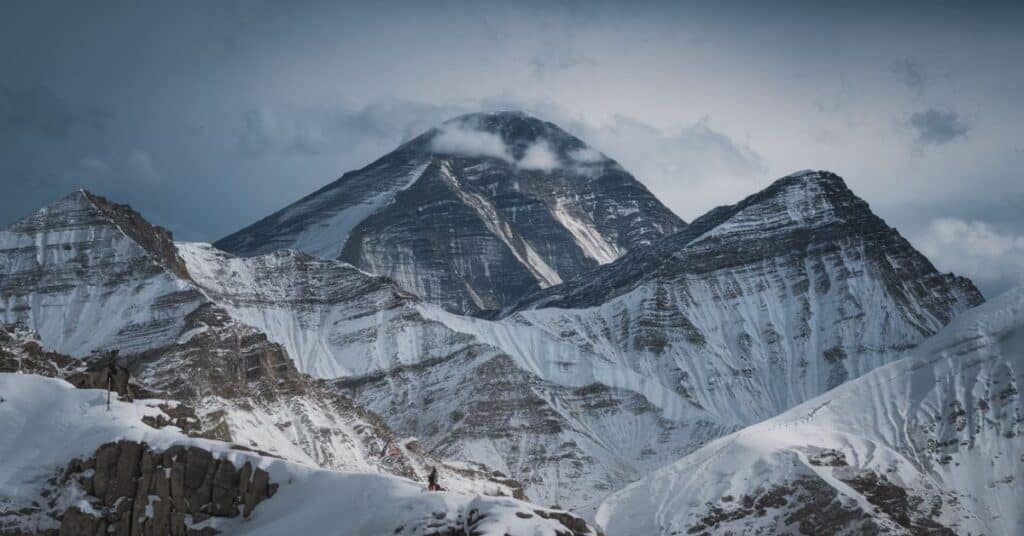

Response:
(597, 286), (1024, 535)
(0, 373), (599, 535)
(0, 191), (203, 357)
(503, 171), (983, 428)
(177, 242), (478, 379)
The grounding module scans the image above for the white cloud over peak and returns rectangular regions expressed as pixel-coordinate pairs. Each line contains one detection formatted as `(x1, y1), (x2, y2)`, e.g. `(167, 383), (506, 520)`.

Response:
(517, 141), (559, 171)
(567, 146), (605, 164)
(429, 124), (512, 162)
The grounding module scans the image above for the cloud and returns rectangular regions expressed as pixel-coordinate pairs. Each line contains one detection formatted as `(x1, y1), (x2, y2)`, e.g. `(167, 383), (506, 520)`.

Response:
(907, 109), (969, 145)
(567, 146), (605, 164)
(913, 218), (1024, 296)
(891, 58), (928, 96)
(0, 86), (110, 139)
(430, 124), (512, 161)
(517, 141), (559, 170)
(553, 114), (766, 220)
(238, 100), (466, 159)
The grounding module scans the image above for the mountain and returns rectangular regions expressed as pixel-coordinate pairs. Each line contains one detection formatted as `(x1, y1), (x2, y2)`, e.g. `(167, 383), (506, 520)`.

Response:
(175, 242), (722, 517)
(333, 170), (984, 517)
(499, 170), (983, 426)
(0, 190), (203, 357)
(215, 111), (684, 314)
(597, 285), (1024, 536)
(0, 166), (986, 527)
(0, 192), (523, 497)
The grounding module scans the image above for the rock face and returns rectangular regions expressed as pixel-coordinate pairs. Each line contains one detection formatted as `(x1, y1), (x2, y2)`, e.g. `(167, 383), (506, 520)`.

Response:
(597, 285), (1024, 536)
(176, 243), (480, 379)
(215, 111), (684, 314)
(335, 349), (729, 519)
(0, 190), (203, 357)
(0, 165), (989, 524)
(59, 440), (278, 536)
(502, 171), (983, 426)
(0, 192), (513, 493)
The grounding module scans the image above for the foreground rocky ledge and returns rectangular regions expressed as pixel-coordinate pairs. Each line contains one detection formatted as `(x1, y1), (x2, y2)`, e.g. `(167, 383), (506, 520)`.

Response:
(58, 440), (277, 536)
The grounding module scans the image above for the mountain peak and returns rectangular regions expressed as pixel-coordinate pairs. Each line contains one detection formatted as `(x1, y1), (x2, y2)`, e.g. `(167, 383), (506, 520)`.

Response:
(7, 189), (191, 281)
(411, 110), (603, 164)
(216, 111), (684, 313)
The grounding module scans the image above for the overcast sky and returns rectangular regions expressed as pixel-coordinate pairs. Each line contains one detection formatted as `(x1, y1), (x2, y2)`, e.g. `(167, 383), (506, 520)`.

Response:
(2, 1), (1022, 296)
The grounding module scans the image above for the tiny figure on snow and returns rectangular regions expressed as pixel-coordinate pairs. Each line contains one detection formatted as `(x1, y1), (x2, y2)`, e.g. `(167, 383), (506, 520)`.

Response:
(428, 466), (439, 492)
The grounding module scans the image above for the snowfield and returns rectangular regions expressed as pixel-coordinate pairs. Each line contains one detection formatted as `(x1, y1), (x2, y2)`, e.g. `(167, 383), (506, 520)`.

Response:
(597, 286), (1024, 535)
(0, 373), (597, 535)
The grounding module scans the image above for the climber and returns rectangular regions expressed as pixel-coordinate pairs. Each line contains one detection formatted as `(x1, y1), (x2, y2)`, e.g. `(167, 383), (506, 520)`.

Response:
(105, 349), (118, 410)
(428, 466), (439, 492)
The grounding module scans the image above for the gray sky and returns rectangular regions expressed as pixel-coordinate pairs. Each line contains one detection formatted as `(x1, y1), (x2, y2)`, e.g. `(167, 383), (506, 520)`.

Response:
(2, 1), (1022, 296)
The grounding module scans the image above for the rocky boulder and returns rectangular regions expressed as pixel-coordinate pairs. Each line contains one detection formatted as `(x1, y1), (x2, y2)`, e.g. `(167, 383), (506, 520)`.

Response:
(59, 441), (277, 536)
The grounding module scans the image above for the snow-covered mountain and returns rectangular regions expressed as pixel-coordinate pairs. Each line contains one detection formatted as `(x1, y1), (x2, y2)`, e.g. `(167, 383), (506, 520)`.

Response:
(174, 242), (721, 517)
(215, 111), (684, 314)
(0, 148), (989, 532)
(597, 285), (1024, 536)
(0, 192), (524, 499)
(0, 190), (203, 357)
(501, 170), (983, 426)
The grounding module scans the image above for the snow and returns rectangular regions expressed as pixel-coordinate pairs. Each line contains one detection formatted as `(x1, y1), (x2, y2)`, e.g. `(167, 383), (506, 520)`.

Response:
(439, 162), (563, 288)
(0, 373), (596, 535)
(284, 161), (430, 259)
(550, 198), (622, 264)
(0, 191), (205, 358)
(177, 242), (467, 379)
(597, 286), (1024, 535)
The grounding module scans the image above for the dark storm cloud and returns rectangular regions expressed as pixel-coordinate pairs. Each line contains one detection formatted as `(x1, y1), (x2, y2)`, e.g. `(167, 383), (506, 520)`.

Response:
(908, 109), (969, 145)
(0, 86), (110, 139)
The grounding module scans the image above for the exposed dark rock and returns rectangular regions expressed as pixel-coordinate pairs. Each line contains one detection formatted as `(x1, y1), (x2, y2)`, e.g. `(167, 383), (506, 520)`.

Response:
(57, 441), (276, 536)
(216, 111), (685, 315)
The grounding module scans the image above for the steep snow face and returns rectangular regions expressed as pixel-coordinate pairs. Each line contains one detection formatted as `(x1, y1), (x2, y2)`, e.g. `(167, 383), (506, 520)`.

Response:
(597, 286), (1024, 536)
(0, 191), (204, 357)
(335, 349), (732, 520)
(216, 111), (684, 314)
(177, 242), (482, 378)
(503, 171), (983, 427)
(178, 243), (727, 516)
(0, 373), (599, 536)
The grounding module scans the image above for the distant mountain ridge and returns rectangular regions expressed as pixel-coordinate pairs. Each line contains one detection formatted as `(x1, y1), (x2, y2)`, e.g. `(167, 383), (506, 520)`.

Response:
(0, 112), (991, 525)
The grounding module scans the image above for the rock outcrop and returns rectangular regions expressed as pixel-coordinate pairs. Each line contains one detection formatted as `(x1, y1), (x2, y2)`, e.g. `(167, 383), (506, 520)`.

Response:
(59, 441), (276, 536)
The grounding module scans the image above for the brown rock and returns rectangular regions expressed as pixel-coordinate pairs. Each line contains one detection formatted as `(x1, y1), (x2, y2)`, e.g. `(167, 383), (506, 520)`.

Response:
(238, 461), (252, 502)
(92, 442), (120, 503)
(59, 506), (101, 536)
(170, 512), (188, 536)
(151, 498), (171, 536)
(209, 460), (240, 516)
(113, 440), (143, 505)
(184, 447), (213, 511)
(244, 467), (269, 517)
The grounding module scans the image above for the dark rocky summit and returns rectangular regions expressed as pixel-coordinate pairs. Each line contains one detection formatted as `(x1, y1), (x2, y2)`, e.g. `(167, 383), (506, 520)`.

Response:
(216, 111), (684, 314)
